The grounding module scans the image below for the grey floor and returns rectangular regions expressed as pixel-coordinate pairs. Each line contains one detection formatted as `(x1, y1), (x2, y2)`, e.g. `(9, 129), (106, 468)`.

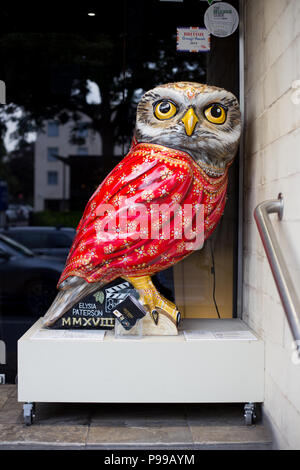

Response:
(0, 385), (272, 450)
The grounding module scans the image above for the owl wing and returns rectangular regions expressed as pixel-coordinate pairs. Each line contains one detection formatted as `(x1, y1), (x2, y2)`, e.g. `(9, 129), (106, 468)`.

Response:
(58, 143), (196, 285)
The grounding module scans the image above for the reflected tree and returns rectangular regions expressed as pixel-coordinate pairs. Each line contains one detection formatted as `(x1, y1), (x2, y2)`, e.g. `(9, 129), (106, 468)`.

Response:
(0, 26), (206, 155)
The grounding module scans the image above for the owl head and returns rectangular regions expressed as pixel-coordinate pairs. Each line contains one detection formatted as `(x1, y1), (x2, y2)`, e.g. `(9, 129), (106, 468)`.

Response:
(134, 82), (241, 171)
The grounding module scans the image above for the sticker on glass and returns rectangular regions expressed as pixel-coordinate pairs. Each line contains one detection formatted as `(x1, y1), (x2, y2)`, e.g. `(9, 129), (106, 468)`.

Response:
(177, 27), (210, 52)
(204, 2), (239, 38)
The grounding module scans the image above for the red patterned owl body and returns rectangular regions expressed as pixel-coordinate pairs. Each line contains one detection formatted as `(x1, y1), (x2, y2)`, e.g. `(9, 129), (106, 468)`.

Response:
(43, 82), (241, 330)
(59, 140), (230, 287)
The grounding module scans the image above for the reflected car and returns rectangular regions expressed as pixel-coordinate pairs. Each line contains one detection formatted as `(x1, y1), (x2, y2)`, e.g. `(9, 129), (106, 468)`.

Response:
(5, 204), (31, 223)
(5, 205), (19, 223)
(0, 226), (76, 260)
(0, 234), (64, 317)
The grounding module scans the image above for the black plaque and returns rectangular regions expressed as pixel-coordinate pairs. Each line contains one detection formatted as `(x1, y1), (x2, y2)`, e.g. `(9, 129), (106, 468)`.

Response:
(49, 278), (140, 329)
(112, 295), (147, 330)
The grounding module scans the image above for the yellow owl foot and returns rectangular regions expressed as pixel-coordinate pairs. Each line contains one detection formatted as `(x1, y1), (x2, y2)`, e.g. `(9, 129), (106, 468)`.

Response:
(124, 275), (181, 333)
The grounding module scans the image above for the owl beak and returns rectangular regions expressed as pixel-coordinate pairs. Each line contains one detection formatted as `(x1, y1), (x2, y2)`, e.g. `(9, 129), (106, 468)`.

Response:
(181, 108), (199, 136)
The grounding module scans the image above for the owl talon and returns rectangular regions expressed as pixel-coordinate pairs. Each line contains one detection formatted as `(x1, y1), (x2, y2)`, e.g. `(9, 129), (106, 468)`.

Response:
(151, 310), (159, 325)
(124, 275), (179, 326)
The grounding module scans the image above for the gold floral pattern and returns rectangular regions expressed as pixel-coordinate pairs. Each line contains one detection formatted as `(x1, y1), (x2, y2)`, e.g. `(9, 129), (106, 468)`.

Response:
(58, 141), (229, 286)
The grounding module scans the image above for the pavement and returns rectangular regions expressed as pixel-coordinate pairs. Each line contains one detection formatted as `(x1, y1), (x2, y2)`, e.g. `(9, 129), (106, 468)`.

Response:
(0, 384), (273, 450)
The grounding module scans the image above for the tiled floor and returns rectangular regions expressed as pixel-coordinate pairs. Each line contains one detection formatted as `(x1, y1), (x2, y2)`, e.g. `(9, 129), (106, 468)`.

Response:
(0, 385), (272, 450)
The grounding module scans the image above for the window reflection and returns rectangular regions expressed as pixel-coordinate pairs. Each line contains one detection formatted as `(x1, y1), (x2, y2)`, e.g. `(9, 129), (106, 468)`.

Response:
(0, 0), (240, 382)
(47, 121), (59, 138)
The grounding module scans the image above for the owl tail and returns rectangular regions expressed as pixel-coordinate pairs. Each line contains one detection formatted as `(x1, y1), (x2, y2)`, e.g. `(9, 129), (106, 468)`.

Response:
(42, 276), (103, 327)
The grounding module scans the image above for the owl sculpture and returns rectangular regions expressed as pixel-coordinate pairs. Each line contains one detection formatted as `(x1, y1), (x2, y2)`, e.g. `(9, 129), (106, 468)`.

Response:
(43, 82), (241, 335)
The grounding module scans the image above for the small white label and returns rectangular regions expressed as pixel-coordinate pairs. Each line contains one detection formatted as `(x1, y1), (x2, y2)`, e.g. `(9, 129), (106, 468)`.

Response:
(31, 328), (106, 341)
(184, 330), (257, 341)
(213, 331), (257, 340)
(184, 330), (216, 341)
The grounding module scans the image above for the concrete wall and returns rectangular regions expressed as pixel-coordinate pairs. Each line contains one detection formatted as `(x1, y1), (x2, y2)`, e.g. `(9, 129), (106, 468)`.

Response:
(243, 0), (300, 449)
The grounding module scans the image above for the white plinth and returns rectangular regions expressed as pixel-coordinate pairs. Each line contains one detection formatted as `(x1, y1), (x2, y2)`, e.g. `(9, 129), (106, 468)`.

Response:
(18, 318), (264, 404)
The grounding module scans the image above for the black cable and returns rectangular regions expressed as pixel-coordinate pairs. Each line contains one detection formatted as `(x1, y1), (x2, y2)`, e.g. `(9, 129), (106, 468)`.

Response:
(209, 239), (221, 319)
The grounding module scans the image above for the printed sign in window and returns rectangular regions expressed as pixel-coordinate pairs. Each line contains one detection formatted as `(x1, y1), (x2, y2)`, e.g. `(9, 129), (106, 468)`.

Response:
(177, 27), (210, 53)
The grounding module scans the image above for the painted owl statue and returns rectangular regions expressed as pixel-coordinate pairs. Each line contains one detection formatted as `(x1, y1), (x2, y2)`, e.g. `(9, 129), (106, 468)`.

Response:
(43, 82), (241, 335)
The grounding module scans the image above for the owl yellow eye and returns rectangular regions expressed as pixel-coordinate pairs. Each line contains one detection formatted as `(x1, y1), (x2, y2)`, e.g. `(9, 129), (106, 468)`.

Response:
(154, 100), (177, 120)
(204, 104), (227, 125)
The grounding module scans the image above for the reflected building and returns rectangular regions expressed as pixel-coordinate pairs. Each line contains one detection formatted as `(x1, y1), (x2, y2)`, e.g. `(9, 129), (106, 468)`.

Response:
(34, 116), (123, 212)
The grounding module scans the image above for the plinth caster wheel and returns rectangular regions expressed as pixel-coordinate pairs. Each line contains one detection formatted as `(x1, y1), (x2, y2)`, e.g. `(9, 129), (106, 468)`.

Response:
(24, 415), (32, 426)
(244, 402), (256, 426)
(23, 402), (35, 426)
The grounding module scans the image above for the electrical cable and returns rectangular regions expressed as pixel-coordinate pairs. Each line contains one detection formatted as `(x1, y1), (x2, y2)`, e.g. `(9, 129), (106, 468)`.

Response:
(209, 238), (221, 319)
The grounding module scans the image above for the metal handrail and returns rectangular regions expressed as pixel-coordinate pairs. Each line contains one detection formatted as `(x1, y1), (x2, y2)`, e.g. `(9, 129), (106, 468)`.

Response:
(254, 194), (300, 351)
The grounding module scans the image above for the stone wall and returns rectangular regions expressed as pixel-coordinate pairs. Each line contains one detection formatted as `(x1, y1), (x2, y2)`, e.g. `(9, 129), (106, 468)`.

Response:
(244, 0), (300, 449)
